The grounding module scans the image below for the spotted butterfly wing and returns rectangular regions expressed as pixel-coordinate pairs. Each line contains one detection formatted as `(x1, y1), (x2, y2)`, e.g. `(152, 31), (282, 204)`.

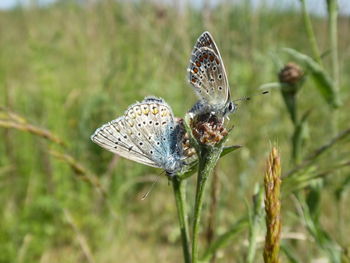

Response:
(194, 31), (222, 58)
(188, 31), (230, 111)
(91, 116), (159, 168)
(91, 97), (184, 174)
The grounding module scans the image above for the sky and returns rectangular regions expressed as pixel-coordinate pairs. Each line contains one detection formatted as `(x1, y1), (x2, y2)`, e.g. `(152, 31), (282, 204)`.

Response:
(0, 0), (350, 16)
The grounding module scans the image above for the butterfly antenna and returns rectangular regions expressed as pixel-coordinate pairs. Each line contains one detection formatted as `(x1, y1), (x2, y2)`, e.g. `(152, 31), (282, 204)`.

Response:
(233, 91), (269, 103)
(141, 171), (165, 201)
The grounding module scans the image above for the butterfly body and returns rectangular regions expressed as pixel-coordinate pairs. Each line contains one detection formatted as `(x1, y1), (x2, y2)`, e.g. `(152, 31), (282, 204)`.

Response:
(188, 31), (235, 120)
(91, 97), (185, 176)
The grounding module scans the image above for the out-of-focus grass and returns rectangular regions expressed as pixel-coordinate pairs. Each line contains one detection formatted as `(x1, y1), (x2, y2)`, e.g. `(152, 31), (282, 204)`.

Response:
(0, 1), (349, 262)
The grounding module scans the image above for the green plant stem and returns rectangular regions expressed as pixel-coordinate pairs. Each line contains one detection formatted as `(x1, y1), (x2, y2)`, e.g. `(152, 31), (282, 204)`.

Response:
(300, 0), (323, 66)
(247, 186), (264, 263)
(247, 219), (259, 263)
(292, 127), (301, 164)
(281, 90), (297, 125)
(292, 109), (311, 165)
(327, 0), (339, 94)
(292, 119), (304, 165)
(327, 0), (340, 135)
(326, 1), (341, 247)
(172, 177), (191, 263)
(205, 166), (219, 263)
(192, 146), (223, 263)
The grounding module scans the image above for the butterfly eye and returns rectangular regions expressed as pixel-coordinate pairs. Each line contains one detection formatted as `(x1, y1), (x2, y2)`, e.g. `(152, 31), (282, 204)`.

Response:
(228, 102), (236, 113)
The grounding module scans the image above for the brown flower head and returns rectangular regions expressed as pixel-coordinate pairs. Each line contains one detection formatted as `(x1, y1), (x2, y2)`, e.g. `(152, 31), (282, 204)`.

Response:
(278, 62), (304, 85)
(190, 113), (229, 146)
(176, 118), (197, 159)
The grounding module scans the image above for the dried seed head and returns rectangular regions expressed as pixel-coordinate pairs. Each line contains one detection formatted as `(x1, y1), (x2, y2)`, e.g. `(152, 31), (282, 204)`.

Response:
(190, 114), (229, 146)
(176, 118), (197, 159)
(184, 147), (196, 158)
(278, 62), (304, 85)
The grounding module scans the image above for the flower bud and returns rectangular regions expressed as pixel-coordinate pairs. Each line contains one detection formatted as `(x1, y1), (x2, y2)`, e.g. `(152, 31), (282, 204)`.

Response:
(278, 62), (304, 85)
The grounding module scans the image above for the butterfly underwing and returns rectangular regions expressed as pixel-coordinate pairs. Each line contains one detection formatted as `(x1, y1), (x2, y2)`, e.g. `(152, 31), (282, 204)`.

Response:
(91, 97), (186, 176)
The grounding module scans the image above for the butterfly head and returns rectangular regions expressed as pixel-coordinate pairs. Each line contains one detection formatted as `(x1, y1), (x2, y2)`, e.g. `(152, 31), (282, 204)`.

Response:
(223, 101), (237, 116)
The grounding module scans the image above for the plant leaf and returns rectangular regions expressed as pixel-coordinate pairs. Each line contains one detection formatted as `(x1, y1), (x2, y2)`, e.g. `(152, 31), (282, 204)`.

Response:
(283, 48), (340, 108)
(221, 145), (242, 157)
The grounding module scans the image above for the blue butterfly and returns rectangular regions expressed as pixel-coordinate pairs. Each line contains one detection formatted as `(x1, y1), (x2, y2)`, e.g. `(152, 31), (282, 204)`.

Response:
(188, 31), (236, 119)
(91, 97), (187, 176)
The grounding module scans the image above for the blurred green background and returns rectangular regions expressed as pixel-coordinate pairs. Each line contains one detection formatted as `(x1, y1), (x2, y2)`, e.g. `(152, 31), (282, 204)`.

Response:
(0, 1), (350, 262)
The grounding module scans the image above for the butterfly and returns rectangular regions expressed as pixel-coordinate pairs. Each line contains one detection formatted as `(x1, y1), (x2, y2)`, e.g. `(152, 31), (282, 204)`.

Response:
(188, 31), (236, 119)
(91, 97), (186, 176)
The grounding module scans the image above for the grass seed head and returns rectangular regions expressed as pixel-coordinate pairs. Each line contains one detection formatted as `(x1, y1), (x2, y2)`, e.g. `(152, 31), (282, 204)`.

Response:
(263, 147), (282, 263)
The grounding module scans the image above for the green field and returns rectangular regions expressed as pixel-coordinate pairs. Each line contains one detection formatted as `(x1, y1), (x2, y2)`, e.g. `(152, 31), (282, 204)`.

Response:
(1, 1), (350, 262)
